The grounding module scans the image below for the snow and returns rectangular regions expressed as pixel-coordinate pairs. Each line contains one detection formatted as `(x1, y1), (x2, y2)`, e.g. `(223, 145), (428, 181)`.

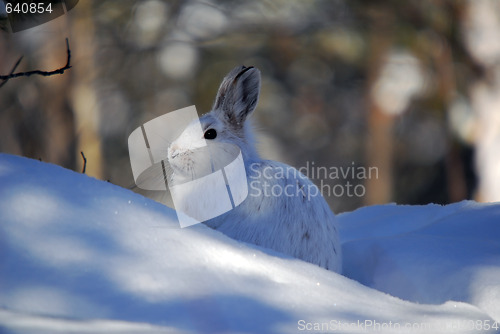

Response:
(339, 202), (500, 321)
(1, 153), (499, 333)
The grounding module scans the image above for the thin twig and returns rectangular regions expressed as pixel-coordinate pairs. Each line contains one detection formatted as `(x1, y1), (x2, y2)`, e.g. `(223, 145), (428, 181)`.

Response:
(0, 38), (72, 86)
(80, 151), (87, 174)
(11, 56), (24, 72)
(0, 56), (23, 88)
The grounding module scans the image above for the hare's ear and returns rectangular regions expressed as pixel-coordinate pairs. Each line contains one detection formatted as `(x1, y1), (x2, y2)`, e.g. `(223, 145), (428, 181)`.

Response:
(213, 66), (260, 128)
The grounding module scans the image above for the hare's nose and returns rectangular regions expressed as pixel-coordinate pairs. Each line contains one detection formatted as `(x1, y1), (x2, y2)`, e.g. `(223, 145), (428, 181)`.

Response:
(169, 144), (180, 158)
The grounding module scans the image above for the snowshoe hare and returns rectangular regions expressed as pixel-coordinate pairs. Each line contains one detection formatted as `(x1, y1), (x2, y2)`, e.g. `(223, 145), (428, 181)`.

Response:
(168, 66), (341, 273)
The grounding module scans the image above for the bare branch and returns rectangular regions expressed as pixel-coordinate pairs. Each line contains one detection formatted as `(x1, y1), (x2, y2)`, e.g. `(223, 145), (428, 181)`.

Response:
(0, 38), (72, 87)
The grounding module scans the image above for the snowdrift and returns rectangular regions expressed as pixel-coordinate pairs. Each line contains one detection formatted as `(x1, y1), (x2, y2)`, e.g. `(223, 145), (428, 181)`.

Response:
(1, 153), (499, 333)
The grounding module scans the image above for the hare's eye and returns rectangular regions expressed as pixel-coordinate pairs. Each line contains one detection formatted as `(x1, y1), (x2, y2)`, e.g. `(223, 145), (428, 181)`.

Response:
(204, 128), (217, 140)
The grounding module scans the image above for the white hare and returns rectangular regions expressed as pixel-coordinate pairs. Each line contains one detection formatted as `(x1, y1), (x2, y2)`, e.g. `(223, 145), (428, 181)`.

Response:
(167, 66), (341, 273)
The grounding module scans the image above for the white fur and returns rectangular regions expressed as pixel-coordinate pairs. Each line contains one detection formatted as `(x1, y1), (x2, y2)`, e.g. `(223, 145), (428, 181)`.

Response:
(167, 66), (342, 272)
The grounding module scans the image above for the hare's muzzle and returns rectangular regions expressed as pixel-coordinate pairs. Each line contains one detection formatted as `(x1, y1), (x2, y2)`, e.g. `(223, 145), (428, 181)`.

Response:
(168, 144), (181, 159)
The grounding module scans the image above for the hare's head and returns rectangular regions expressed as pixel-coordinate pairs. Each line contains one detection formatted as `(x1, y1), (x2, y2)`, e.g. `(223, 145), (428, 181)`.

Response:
(168, 66), (261, 179)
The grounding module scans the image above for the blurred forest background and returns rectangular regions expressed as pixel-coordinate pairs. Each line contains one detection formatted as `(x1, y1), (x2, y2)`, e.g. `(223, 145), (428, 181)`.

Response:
(1, 0), (500, 213)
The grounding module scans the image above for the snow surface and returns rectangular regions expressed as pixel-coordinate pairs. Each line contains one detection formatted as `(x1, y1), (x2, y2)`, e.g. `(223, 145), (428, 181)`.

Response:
(1, 153), (499, 333)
